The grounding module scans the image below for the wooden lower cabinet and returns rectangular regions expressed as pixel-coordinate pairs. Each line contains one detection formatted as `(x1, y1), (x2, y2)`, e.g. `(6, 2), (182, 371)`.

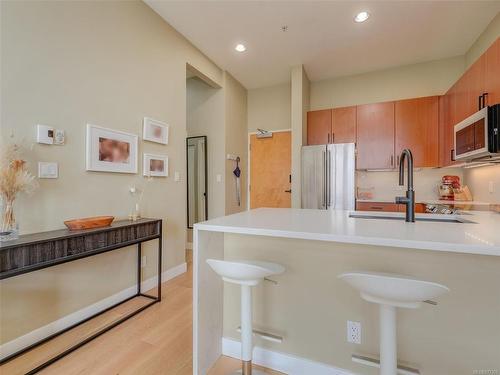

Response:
(356, 202), (399, 212)
(356, 201), (426, 213)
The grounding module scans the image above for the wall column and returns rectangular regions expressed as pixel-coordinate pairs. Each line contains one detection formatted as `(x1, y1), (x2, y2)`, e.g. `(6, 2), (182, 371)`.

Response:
(290, 65), (310, 208)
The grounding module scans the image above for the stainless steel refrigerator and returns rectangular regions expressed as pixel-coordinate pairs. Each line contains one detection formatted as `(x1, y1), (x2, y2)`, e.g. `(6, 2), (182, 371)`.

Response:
(301, 143), (355, 210)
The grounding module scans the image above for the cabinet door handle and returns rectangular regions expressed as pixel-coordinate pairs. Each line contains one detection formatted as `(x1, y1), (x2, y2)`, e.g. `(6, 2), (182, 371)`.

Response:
(478, 95), (482, 110)
(327, 133), (330, 143)
(390, 155), (394, 167)
(331, 132), (335, 143)
(451, 148), (455, 162)
(284, 189), (292, 193)
(370, 206), (384, 210)
(482, 93), (489, 108)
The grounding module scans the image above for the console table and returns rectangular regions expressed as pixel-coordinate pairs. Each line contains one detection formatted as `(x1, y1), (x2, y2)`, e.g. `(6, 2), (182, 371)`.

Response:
(0, 218), (162, 374)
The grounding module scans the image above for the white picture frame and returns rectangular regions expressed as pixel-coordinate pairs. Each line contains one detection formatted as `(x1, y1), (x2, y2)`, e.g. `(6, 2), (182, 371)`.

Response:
(143, 117), (169, 145)
(143, 153), (168, 177)
(86, 124), (138, 174)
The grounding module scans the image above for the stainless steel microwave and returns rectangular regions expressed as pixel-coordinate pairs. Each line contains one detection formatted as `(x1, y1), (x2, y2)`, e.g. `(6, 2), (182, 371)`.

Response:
(454, 104), (499, 161)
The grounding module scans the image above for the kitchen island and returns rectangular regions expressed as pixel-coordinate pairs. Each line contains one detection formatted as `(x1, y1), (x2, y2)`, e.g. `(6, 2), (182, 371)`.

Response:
(193, 208), (500, 375)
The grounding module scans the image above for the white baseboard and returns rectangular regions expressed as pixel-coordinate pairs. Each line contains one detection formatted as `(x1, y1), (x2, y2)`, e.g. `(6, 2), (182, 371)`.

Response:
(0, 262), (187, 360)
(222, 337), (356, 375)
(186, 242), (193, 250)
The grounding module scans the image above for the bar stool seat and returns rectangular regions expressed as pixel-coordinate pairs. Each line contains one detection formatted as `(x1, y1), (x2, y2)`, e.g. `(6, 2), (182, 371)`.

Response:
(207, 259), (285, 375)
(207, 259), (285, 286)
(339, 271), (449, 308)
(339, 271), (449, 375)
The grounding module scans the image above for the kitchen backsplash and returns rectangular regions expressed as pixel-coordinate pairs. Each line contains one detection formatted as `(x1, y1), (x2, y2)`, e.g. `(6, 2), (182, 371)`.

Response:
(356, 168), (464, 202)
(463, 164), (500, 204)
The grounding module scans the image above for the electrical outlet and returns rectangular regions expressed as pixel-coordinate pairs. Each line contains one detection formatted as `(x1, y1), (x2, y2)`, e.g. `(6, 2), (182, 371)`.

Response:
(347, 321), (361, 344)
(489, 181), (494, 194)
(141, 255), (147, 268)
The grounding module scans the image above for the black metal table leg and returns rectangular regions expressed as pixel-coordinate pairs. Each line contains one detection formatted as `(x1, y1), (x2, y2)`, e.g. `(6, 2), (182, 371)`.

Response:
(0, 220), (163, 374)
(157, 221), (163, 302)
(137, 242), (142, 295)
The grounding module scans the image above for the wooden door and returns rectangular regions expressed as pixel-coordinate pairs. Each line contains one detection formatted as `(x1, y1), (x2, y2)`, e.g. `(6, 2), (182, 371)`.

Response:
(395, 96), (439, 167)
(356, 102), (395, 169)
(485, 38), (500, 106)
(307, 109), (332, 145)
(250, 131), (291, 209)
(332, 106), (356, 143)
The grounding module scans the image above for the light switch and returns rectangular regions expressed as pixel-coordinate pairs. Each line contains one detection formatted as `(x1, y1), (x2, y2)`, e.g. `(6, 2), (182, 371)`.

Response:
(216, 174), (222, 183)
(36, 124), (54, 144)
(174, 171), (180, 182)
(38, 162), (58, 179)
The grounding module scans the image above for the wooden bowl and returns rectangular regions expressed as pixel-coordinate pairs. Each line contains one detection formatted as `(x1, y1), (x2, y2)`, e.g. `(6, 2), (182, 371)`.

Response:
(64, 216), (115, 231)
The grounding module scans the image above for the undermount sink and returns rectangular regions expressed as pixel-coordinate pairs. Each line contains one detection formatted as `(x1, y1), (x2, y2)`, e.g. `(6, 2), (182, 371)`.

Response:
(349, 212), (476, 224)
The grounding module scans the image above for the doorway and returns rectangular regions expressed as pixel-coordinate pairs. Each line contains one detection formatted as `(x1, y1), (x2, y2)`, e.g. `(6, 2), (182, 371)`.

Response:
(186, 136), (207, 228)
(249, 130), (292, 208)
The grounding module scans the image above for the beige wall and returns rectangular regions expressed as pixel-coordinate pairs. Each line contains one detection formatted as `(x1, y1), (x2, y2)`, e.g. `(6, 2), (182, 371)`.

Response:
(224, 234), (500, 375)
(247, 83), (291, 133)
(463, 164), (500, 204)
(310, 56), (465, 111)
(224, 72), (248, 215)
(465, 12), (500, 68)
(0, 0), (241, 345)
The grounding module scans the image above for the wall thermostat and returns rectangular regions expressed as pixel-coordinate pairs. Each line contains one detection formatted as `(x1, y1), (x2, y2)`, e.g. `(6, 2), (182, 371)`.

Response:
(36, 124), (54, 144)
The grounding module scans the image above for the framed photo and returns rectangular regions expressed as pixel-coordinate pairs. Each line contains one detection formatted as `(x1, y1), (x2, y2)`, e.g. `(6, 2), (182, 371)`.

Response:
(143, 153), (168, 177)
(143, 117), (168, 145)
(86, 124), (138, 174)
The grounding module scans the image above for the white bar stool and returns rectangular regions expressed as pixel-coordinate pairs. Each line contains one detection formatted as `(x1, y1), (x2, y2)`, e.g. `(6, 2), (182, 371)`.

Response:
(338, 271), (449, 375)
(207, 259), (285, 375)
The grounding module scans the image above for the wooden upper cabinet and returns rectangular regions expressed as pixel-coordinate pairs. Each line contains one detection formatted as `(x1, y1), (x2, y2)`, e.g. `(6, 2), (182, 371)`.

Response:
(356, 102), (395, 169)
(307, 109), (331, 145)
(465, 54), (486, 117)
(332, 106), (356, 143)
(395, 96), (439, 168)
(485, 37), (500, 106)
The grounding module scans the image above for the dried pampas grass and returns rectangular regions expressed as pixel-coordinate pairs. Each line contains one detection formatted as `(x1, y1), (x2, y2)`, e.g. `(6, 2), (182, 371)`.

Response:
(0, 143), (38, 231)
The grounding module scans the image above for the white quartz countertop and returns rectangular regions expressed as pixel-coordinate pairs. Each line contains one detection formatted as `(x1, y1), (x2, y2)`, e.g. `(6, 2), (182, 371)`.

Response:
(195, 208), (500, 257)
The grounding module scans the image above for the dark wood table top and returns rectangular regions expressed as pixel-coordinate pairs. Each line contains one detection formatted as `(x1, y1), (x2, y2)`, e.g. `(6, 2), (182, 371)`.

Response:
(0, 218), (161, 250)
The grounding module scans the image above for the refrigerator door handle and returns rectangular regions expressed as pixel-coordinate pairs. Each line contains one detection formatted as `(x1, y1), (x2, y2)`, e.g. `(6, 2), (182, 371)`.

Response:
(326, 149), (331, 208)
(323, 150), (327, 208)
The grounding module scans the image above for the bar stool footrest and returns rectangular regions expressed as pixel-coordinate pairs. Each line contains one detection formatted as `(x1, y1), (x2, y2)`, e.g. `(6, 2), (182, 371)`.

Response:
(352, 354), (420, 375)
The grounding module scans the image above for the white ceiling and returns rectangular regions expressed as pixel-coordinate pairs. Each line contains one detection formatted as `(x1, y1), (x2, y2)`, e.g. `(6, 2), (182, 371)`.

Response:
(146, 1), (500, 89)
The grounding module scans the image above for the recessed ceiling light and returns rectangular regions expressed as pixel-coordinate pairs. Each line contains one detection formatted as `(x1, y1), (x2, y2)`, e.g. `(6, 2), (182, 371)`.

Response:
(354, 11), (370, 23)
(235, 44), (246, 52)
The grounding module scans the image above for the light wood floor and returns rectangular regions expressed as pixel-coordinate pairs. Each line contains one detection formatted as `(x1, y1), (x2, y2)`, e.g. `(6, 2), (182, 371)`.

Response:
(0, 251), (282, 375)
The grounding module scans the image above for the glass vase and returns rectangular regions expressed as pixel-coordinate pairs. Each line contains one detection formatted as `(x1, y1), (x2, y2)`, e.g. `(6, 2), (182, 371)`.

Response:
(1, 199), (19, 242)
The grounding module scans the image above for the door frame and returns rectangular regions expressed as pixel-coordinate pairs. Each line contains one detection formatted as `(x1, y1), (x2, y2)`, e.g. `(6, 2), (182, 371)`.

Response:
(247, 128), (292, 210)
(186, 135), (208, 229)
